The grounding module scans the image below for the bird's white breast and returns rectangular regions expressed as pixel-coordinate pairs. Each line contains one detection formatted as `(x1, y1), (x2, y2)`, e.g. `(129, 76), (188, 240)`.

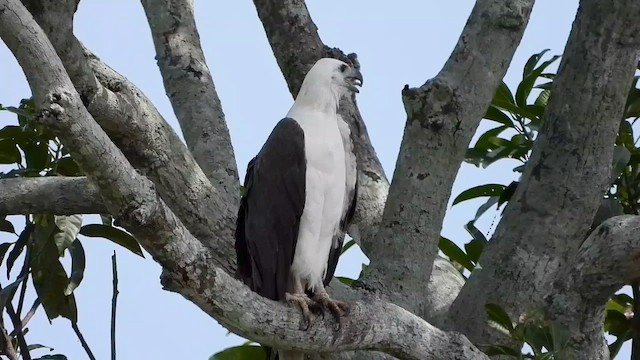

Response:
(287, 109), (347, 292)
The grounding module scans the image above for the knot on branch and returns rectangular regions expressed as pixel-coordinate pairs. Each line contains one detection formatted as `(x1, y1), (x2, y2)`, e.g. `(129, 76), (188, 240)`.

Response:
(402, 79), (457, 131)
(493, 2), (531, 30)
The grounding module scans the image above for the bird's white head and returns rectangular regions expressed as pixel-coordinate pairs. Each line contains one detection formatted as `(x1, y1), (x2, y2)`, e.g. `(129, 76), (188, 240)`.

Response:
(292, 58), (363, 113)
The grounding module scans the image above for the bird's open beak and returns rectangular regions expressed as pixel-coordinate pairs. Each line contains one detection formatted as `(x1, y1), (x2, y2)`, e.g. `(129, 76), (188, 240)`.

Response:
(345, 67), (363, 93)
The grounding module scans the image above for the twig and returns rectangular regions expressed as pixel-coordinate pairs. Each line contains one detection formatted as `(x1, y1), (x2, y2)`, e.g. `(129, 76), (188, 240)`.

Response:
(0, 324), (18, 360)
(111, 251), (118, 360)
(5, 302), (30, 360)
(9, 299), (40, 338)
(0, 280), (30, 360)
(71, 321), (96, 360)
(15, 246), (31, 318)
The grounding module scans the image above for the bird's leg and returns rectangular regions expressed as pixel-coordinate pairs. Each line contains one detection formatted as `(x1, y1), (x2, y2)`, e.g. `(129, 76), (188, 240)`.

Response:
(311, 285), (350, 331)
(285, 278), (316, 330)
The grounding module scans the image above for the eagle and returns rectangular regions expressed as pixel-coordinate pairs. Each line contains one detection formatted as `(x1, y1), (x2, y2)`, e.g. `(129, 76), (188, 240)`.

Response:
(234, 57), (361, 360)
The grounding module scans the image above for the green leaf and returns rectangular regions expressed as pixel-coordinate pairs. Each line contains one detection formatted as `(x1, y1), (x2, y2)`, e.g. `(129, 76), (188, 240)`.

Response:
(473, 126), (509, 151)
(79, 224), (145, 257)
(610, 145), (631, 184)
(523, 49), (550, 79)
(27, 344), (55, 352)
(464, 221), (488, 243)
(6, 222), (33, 278)
(34, 355), (68, 360)
(336, 276), (354, 285)
(608, 336), (629, 358)
(464, 239), (485, 264)
(493, 98), (540, 122)
(0, 139), (21, 164)
(548, 320), (571, 352)
(0, 219), (15, 233)
(515, 54), (560, 107)
(604, 309), (631, 337)
(607, 293), (633, 312)
(498, 181), (519, 207)
(100, 214), (114, 226)
(341, 239), (356, 255)
(485, 303), (514, 333)
(438, 236), (474, 271)
(0, 242), (13, 264)
(64, 240), (85, 296)
(53, 215), (83, 256)
(523, 324), (552, 355)
(494, 80), (515, 105)
(472, 196), (499, 221)
(30, 218), (78, 322)
(484, 106), (514, 127)
(209, 345), (268, 360)
(20, 140), (50, 171)
(0, 275), (25, 310)
(534, 88), (552, 107)
(619, 120), (634, 148)
(483, 345), (521, 357)
(453, 184), (506, 206)
(53, 156), (83, 176)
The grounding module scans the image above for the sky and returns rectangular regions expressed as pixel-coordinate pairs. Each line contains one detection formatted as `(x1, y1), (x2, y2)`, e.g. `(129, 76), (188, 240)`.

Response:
(0, 0), (629, 359)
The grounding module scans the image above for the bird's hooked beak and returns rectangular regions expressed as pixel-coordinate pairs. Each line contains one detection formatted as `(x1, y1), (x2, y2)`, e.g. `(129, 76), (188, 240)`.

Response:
(345, 67), (363, 93)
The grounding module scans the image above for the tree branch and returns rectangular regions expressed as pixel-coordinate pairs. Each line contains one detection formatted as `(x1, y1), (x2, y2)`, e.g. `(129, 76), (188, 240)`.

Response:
(544, 215), (640, 359)
(0, 1), (491, 358)
(0, 177), (104, 215)
(20, 0), (238, 273)
(364, 0), (535, 315)
(141, 0), (239, 205)
(448, 0), (640, 345)
(252, 0), (389, 249)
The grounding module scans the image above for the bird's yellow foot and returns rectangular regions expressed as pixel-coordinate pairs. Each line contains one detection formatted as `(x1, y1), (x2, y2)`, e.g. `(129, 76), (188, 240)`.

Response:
(285, 292), (320, 330)
(311, 290), (350, 331)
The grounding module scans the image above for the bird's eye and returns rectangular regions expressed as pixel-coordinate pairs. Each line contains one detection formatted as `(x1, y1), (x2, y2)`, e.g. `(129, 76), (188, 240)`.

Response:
(339, 64), (347, 73)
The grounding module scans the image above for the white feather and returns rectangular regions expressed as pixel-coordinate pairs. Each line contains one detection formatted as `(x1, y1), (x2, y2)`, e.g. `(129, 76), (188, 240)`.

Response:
(285, 58), (353, 293)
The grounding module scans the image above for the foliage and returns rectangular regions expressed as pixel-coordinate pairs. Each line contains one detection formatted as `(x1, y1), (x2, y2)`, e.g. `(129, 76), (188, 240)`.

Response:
(441, 49), (640, 358)
(208, 342), (268, 360)
(0, 99), (145, 358)
(483, 303), (571, 359)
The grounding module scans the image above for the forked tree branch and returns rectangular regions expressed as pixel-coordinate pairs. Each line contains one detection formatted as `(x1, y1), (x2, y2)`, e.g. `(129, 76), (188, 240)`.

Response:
(545, 215), (640, 359)
(364, 0), (535, 315)
(448, 0), (640, 345)
(0, 1), (492, 359)
(141, 0), (239, 206)
(19, 0), (239, 273)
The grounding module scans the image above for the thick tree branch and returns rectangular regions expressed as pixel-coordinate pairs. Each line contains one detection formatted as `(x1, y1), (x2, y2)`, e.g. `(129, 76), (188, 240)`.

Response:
(20, 0), (238, 273)
(141, 0), (239, 205)
(252, 0), (389, 249)
(543, 215), (640, 359)
(365, 0), (535, 315)
(0, 3), (491, 358)
(448, 0), (640, 345)
(0, 177), (104, 215)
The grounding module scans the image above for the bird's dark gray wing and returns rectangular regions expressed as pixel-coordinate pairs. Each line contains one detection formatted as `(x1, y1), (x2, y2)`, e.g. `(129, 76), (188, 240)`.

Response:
(235, 117), (306, 301)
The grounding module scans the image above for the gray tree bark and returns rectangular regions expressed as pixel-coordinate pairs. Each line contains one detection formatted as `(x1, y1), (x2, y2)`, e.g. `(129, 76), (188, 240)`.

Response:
(1, 0), (639, 359)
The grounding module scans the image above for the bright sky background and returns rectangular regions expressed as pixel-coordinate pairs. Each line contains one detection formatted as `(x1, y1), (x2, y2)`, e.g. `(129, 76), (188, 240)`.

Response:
(0, 0), (630, 359)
